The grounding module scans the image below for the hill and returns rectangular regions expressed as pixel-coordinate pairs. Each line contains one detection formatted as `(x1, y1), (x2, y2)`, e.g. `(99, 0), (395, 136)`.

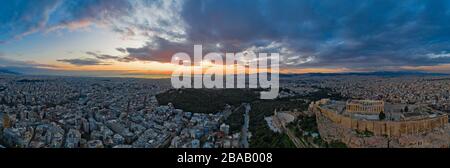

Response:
(0, 69), (21, 75)
(280, 71), (448, 78)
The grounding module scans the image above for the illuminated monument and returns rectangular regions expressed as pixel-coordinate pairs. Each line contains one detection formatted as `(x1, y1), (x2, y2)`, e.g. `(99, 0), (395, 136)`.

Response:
(311, 99), (450, 148)
(345, 100), (384, 115)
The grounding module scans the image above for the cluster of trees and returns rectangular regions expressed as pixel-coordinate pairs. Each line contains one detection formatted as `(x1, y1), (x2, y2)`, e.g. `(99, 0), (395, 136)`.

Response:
(156, 88), (258, 114)
(249, 99), (308, 148)
(225, 106), (245, 132)
(250, 123), (295, 148)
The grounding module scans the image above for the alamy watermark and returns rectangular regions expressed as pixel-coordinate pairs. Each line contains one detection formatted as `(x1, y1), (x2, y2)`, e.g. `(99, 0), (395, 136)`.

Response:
(171, 45), (279, 99)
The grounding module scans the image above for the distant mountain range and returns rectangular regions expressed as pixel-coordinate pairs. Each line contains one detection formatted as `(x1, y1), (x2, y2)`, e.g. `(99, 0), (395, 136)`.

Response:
(280, 71), (449, 78)
(0, 68), (447, 78)
(0, 69), (21, 75)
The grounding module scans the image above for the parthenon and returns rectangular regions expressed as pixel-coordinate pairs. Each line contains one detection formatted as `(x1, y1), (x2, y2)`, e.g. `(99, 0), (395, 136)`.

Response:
(346, 100), (384, 115)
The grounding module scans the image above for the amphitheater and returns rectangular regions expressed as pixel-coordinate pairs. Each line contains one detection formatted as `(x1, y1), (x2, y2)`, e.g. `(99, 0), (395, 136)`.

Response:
(311, 99), (450, 148)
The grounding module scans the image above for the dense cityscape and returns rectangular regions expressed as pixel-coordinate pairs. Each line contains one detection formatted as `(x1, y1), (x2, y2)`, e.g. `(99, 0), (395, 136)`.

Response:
(282, 75), (450, 112)
(0, 74), (254, 148)
(1, 73), (450, 148)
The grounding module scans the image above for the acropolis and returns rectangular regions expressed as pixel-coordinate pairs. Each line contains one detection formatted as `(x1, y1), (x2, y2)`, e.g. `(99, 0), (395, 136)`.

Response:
(311, 99), (450, 148)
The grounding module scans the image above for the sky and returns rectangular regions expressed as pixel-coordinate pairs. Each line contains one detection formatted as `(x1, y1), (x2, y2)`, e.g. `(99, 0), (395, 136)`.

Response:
(1, 0), (450, 77)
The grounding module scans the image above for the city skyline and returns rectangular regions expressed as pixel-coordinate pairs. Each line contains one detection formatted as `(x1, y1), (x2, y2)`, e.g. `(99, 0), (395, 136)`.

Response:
(1, 0), (450, 77)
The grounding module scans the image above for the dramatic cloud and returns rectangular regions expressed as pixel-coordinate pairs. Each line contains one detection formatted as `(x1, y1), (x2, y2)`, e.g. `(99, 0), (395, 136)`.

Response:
(120, 37), (224, 63)
(182, 0), (450, 69)
(0, 0), (61, 41)
(57, 58), (109, 66)
(2, 0), (450, 71)
(86, 51), (120, 60)
(1, 0), (186, 42)
(114, 0), (450, 71)
(112, 0), (186, 42)
(116, 48), (127, 53)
